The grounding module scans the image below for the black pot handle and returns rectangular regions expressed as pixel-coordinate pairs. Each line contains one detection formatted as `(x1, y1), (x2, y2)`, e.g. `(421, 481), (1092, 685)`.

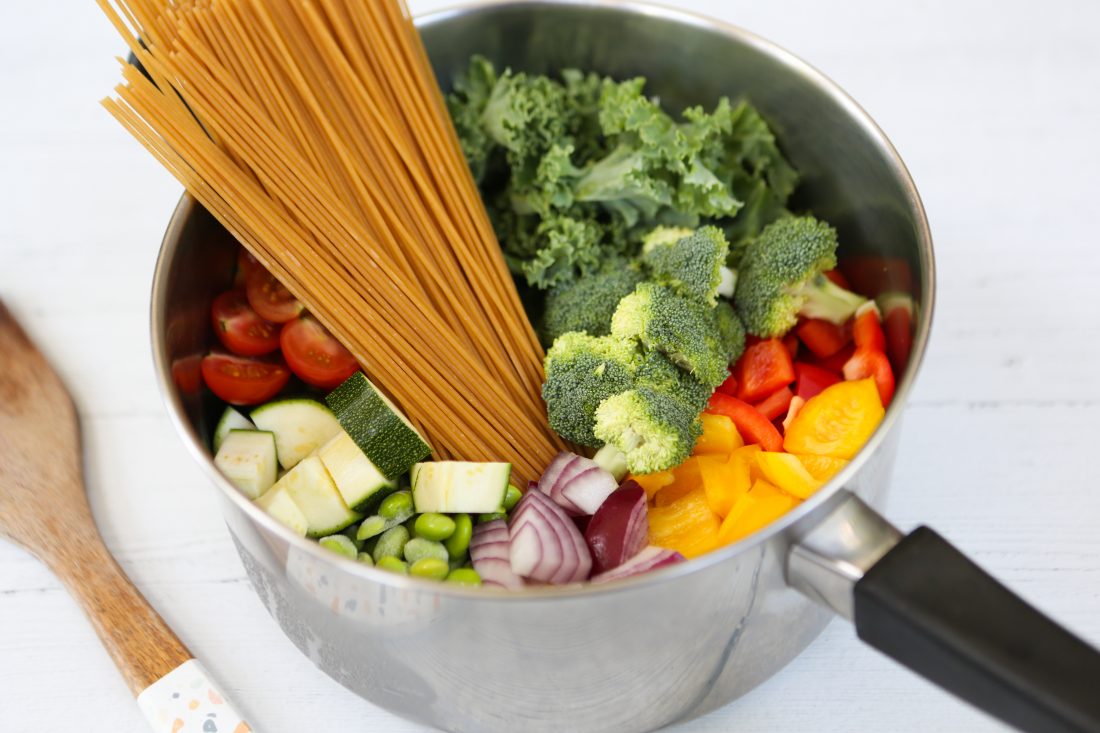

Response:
(788, 493), (1100, 733)
(854, 526), (1100, 733)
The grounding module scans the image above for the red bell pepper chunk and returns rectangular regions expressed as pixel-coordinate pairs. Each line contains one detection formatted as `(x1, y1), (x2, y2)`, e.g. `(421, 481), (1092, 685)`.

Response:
(852, 304), (886, 352)
(810, 342), (855, 375)
(823, 268), (851, 290)
(734, 338), (796, 403)
(796, 318), (851, 359)
(706, 393), (784, 452)
(843, 348), (896, 406)
(716, 370), (739, 397)
(753, 386), (795, 421)
(794, 362), (841, 401)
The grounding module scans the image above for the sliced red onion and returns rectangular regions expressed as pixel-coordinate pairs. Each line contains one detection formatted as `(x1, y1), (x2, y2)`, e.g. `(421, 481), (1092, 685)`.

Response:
(537, 452), (576, 496)
(560, 466), (619, 516)
(538, 451), (618, 516)
(470, 520), (524, 590)
(573, 514), (592, 536)
(509, 489), (592, 584)
(590, 546), (685, 584)
(584, 481), (648, 575)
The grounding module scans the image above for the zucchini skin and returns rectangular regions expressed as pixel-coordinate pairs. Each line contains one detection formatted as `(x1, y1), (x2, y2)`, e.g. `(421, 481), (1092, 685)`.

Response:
(326, 373), (431, 480)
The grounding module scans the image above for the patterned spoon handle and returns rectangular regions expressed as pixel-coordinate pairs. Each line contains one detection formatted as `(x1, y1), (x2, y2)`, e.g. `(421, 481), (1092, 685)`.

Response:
(49, 533), (253, 733)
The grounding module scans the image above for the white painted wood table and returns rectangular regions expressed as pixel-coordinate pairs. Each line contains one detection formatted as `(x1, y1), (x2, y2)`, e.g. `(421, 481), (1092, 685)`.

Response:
(2, 1), (1098, 731)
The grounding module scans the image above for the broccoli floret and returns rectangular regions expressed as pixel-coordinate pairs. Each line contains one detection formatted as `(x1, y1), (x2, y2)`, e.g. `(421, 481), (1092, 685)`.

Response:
(641, 226), (694, 250)
(713, 300), (746, 366)
(635, 350), (714, 412)
(641, 225), (731, 305)
(733, 216), (867, 337)
(541, 333), (638, 447)
(611, 283), (728, 388)
(540, 258), (645, 345)
(594, 388), (702, 474)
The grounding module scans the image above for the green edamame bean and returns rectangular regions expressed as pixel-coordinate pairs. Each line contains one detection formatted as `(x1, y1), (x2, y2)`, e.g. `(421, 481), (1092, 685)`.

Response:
(372, 525), (410, 562)
(379, 490), (413, 521)
(477, 510), (507, 524)
(376, 556), (408, 575)
(409, 557), (449, 580)
(356, 515), (387, 541)
(404, 538), (448, 565)
(444, 513), (472, 560)
(414, 513), (456, 541)
(341, 524), (365, 550)
(318, 534), (357, 559)
(356, 552), (374, 567)
(502, 485), (523, 511)
(445, 568), (482, 586)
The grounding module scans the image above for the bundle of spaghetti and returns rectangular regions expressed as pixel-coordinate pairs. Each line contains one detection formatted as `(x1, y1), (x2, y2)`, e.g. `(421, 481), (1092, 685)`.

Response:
(98, 0), (565, 483)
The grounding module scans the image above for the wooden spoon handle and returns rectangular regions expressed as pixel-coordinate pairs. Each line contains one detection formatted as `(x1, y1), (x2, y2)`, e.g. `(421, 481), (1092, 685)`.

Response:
(48, 537), (251, 731)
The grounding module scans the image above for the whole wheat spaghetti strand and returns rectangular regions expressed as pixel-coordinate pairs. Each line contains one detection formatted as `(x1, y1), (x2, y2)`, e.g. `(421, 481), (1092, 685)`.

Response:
(118, 56), (559, 476)
(100, 0), (568, 483)
(189, 1), (540, 407)
(109, 77), (551, 476)
(375, 0), (548, 383)
(118, 2), (550, 433)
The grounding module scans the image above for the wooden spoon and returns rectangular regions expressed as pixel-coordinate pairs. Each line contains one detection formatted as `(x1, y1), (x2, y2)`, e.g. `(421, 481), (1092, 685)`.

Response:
(0, 298), (251, 732)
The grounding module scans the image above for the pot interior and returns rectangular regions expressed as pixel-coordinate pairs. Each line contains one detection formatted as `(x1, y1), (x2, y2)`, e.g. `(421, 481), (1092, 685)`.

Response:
(155, 0), (931, 547)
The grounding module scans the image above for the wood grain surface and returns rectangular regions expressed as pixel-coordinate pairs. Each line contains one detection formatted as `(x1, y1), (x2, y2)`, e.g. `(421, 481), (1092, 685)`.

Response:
(1, 0), (1098, 731)
(0, 301), (191, 695)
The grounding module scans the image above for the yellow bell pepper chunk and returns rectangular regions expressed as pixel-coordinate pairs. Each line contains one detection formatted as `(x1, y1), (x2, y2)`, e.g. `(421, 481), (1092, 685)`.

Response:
(783, 378), (885, 459)
(693, 413), (744, 455)
(654, 457), (702, 507)
(698, 453), (751, 518)
(716, 479), (800, 545)
(756, 452), (822, 500)
(795, 454), (849, 482)
(648, 487), (720, 558)
(730, 444), (763, 483)
(630, 470), (675, 500)
(717, 493), (756, 545)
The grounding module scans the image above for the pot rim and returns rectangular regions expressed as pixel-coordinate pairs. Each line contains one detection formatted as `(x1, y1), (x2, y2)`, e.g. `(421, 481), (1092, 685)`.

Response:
(149, 0), (935, 600)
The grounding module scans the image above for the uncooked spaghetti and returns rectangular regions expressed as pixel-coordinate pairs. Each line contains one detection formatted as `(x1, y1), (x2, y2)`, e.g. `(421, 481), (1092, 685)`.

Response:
(98, 0), (564, 483)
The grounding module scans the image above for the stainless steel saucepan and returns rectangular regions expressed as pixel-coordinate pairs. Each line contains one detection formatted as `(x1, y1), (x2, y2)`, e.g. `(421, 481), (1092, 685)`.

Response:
(149, 3), (1100, 731)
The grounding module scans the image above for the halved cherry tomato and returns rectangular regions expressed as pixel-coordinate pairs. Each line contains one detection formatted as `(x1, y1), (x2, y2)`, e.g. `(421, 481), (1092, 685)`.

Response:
(753, 386), (794, 421)
(706, 393), (784, 452)
(796, 318), (850, 359)
(843, 348), (895, 406)
(280, 316), (359, 389)
(881, 296), (914, 372)
(716, 371), (739, 397)
(171, 354), (203, 394)
(734, 339), (795, 403)
(852, 304), (886, 352)
(234, 248), (260, 288)
(839, 256), (914, 300)
(794, 362), (841, 401)
(201, 353), (290, 405)
(210, 290), (280, 357)
(246, 268), (303, 323)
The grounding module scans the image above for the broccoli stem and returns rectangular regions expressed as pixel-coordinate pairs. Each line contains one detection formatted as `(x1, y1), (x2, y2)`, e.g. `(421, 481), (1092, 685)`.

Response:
(795, 275), (867, 324)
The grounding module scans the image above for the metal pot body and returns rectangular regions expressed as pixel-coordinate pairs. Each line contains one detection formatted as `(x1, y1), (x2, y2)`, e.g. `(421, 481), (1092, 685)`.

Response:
(151, 3), (932, 732)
